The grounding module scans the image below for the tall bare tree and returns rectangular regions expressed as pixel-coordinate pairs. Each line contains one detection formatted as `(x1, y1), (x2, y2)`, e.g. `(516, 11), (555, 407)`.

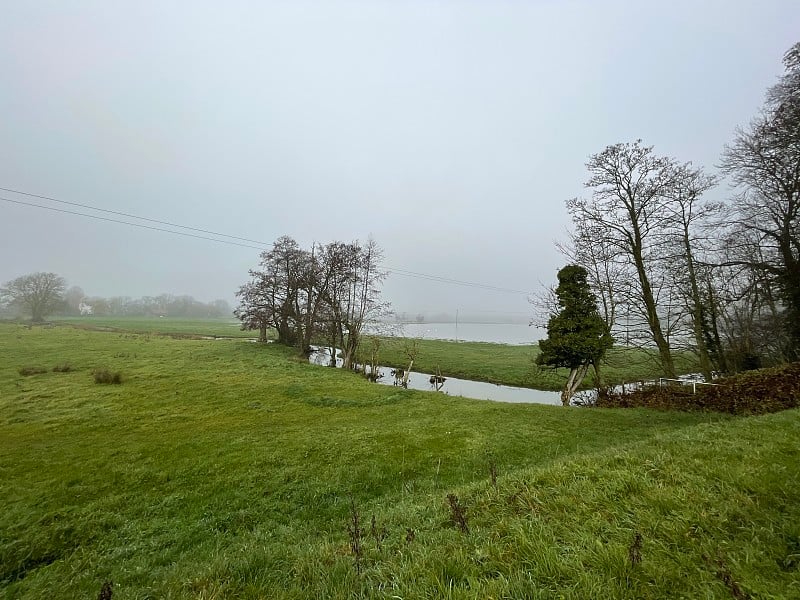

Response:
(720, 42), (800, 359)
(340, 239), (389, 369)
(568, 141), (680, 377)
(660, 164), (719, 380)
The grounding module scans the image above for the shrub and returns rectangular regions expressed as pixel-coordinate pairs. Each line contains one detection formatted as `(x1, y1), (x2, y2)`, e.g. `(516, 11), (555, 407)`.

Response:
(93, 368), (122, 385)
(596, 362), (800, 415)
(52, 364), (73, 373)
(18, 366), (47, 376)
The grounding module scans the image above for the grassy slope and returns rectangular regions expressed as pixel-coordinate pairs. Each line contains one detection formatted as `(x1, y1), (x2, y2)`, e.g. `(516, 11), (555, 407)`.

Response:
(1, 324), (797, 598)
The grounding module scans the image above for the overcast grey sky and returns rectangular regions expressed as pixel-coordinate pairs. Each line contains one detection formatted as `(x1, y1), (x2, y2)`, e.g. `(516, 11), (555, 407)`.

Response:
(0, 1), (796, 318)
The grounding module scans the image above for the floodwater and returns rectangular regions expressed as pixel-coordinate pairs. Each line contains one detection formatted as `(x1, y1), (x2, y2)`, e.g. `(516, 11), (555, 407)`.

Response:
(309, 346), (561, 405)
(380, 322), (542, 345)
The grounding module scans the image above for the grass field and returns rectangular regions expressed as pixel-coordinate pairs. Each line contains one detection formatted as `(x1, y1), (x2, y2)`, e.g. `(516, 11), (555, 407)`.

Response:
(50, 316), (252, 338)
(47, 317), (698, 391)
(2, 323), (798, 598)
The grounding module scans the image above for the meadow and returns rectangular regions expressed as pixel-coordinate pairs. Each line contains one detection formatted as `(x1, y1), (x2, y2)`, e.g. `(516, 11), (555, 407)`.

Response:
(52, 317), (696, 390)
(52, 316), (251, 338)
(1, 323), (798, 598)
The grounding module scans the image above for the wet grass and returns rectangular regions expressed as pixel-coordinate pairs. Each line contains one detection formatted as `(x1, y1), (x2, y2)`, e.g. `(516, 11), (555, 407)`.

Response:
(2, 324), (796, 598)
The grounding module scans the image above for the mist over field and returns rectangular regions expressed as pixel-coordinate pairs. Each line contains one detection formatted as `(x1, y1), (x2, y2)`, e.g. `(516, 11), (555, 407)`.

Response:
(3, 5), (800, 596)
(1, 1), (797, 319)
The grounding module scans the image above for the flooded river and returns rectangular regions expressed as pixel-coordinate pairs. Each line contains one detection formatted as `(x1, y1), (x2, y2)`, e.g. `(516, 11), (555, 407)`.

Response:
(377, 322), (541, 345)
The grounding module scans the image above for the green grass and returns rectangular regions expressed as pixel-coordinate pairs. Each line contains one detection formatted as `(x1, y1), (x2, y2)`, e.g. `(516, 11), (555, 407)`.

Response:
(1, 323), (797, 598)
(374, 336), (699, 391)
(50, 316), (252, 338)
(46, 317), (697, 391)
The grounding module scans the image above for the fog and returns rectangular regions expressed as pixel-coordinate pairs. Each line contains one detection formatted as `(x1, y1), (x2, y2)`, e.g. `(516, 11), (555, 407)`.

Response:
(0, 1), (796, 318)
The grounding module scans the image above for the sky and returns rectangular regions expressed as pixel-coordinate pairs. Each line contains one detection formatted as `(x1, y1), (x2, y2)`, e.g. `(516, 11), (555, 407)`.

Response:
(0, 1), (796, 319)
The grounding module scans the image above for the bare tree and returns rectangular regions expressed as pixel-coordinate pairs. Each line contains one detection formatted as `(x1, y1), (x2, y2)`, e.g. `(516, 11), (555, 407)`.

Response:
(234, 278), (270, 342)
(318, 241), (359, 365)
(660, 164), (719, 380)
(341, 239), (390, 369)
(1, 272), (66, 322)
(568, 141), (681, 377)
(720, 42), (800, 359)
(236, 236), (389, 362)
(63, 286), (86, 315)
(235, 236), (308, 346)
(316, 239), (389, 369)
(711, 233), (791, 369)
(557, 216), (627, 334)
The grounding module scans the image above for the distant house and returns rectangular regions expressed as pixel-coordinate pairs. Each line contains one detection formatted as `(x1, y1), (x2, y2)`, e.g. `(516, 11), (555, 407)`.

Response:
(79, 302), (93, 316)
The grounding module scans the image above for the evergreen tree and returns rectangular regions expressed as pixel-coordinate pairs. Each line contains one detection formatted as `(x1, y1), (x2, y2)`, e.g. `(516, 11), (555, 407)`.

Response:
(537, 265), (613, 406)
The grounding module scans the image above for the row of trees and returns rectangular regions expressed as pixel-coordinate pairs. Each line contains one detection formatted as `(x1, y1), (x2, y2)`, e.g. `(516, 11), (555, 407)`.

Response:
(0, 272), (231, 321)
(235, 236), (389, 368)
(72, 293), (230, 318)
(550, 42), (799, 381)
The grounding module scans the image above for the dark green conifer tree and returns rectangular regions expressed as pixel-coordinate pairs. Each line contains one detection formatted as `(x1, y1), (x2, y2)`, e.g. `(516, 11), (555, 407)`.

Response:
(537, 265), (613, 406)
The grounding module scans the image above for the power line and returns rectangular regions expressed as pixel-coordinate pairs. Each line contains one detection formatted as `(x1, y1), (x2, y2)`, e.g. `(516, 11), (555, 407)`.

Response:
(0, 197), (264, 250)
(1, 187), (534, 296)
(0, 185), (269, 245)
(385, 267), (530, 294)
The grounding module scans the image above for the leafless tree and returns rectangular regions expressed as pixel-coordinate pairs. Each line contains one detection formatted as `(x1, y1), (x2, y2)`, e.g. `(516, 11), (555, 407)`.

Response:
(568, 141), (682, 377)
(710, 234), (790, 369)
(720, 42), (800, 359)
(235, 236), (308, 346)
(0, 272), (66, 322)
(659, 164), (719, 380)
(236, 236), (389, 363)
(234, 279), (270, 342)
(341, 239), (390, 369)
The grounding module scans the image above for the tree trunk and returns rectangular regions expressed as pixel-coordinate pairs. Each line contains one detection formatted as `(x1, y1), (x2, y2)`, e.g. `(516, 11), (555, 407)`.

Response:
(560, 363), (589, 406)
(780, 239), (800, 360)
(631, 244), (676, 377)
(342, 330), (358, 371)
(683, 236), (713, 381)
(402, 360), (413, 387)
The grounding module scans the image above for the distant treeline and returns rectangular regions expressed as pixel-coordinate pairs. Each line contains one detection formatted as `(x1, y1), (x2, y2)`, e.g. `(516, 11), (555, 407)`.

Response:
(66, 291), (231, 318)
(0, 273), (232, 321)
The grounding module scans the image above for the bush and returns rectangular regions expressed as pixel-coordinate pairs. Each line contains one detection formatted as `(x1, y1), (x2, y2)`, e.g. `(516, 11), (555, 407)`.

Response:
(596, 362), (800, 415)
(52, 364), (73, 373)
(18, 366), (48, 376)
(93, 368), (122, 385)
